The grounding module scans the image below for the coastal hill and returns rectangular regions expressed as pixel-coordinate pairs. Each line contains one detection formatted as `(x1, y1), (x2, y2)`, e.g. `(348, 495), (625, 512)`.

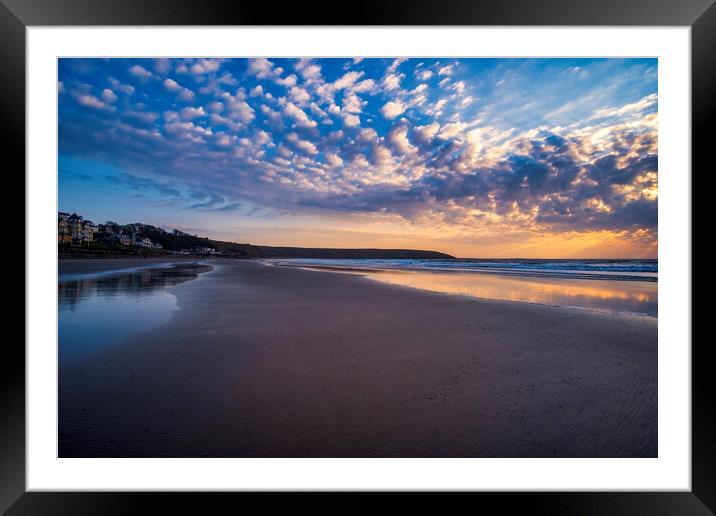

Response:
(257, 245), (453, 260)
(58, 219), (455, 260)
(136, 223), (454, 259)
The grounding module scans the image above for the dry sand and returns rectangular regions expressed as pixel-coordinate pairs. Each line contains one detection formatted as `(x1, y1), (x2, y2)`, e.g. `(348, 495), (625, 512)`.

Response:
(59, 260), (657, 457)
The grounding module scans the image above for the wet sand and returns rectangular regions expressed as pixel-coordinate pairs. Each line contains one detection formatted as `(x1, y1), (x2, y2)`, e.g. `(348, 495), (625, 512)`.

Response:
(59, 257), (203, 277)
(59, 260), (657, 457)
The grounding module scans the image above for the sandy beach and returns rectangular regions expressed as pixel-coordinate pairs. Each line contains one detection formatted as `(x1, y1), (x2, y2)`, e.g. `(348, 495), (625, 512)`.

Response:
(59, 257), (205, 277)
(59, 259), (657, 457)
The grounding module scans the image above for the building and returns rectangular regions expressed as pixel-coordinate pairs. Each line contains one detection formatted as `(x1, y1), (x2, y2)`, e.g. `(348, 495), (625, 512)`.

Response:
(192, 246), (217, 255)
(58, 212), (96, 244)
(58, 212), (161, 249)
(129, 235), (153, 247)
(58, 217), (72, 244)
(82, 221), (98, 242)
(66, 213), (84, 240)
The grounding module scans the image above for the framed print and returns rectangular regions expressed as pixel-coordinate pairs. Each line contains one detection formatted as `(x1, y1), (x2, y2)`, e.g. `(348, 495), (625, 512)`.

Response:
(6, 0), (710, 513)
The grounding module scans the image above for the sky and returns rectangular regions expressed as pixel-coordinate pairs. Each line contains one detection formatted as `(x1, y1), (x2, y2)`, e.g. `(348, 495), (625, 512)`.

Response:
(58, 57), (658, 258)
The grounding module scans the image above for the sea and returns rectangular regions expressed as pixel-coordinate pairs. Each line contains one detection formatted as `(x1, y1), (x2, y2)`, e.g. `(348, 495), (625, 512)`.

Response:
(271, 258), (658, 317)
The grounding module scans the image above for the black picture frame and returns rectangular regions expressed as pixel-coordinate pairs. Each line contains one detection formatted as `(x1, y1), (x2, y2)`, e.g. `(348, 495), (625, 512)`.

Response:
(5, 0), (708, 513)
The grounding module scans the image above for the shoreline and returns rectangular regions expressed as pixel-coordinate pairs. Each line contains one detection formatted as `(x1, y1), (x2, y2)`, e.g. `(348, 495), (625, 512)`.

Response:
(269, 261), (658, 282)
(59, 260), (657, 457)
(58, 256), (218, 280)
(265, 260), (658, 319)
(61, 257), (657, 319)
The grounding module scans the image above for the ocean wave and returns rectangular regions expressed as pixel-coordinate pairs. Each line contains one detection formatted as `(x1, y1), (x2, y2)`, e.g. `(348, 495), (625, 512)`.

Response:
(272, 258), (658, 282)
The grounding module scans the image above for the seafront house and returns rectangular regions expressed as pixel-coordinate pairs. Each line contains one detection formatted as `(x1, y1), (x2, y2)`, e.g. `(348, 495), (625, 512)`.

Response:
(59, 211), (162, 249)
(82, 221), (98, 242)
(58, 217), (72, 244)
(132, 234), (158, 248)
(58, 212), (97, 244)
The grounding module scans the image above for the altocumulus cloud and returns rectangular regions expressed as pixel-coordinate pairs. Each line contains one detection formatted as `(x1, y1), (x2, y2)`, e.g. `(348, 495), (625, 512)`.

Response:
(58, 57), (658, 245)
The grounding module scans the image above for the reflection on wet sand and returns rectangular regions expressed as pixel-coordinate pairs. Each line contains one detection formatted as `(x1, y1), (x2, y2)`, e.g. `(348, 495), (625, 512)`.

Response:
(58, 262), (213, 361)
(364, 270), (657, 317)
(59, 262), (213, 310)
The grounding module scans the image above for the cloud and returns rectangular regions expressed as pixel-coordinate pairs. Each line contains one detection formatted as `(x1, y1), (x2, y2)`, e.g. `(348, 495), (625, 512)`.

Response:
(342, 94), (364, 114)
(381, 100), (406, 119)
(163, 78), (181, 91)
(218, 72), (238, 86)
(352, 79), (375, 93)
(342, 113), (361, 127)
(123, 110), (159, 124)
(286, 132), (318, 154)
(276, 74), (298, 87)
(128, 65), (154, 80)
(325, 152), (344, 167)
(283, 102), (317, 128)
(154, 58), (172, 74)
(373, 144), (393, 166)
(309, 102), (329, 119)
(74, 92), (114, 111)
(358, 128), (378, 142)
(220, 92), (255, 124)
(417, 69), (433, 80)
(452, 81), (466, 94)
(298, 62), (322, 82)
(421, 98), (448, 118)
(438, 64), (454, 76)
(387, 58), (407, 73)
(58, 57), (659, 249)
(591, 93), (658, 120)
(190, 58), (222, 75)
(437, 122), (466, 140)
(188, 193), (227, 209)
(382, 73), (404, 91)
(247, 58), (281, 79)
(108, 77), (135, 95)
(289, 86), (311, 105)
(163, 120), (212, 140)
(163, 78), (195, 101)
(388, 125), (418, 156)
(334, 71), (364, 91)
(101, 89), (118, 103)
(414, 122), (440, 142)
(206, 201), (243, 212)
(180, 106), (206, 120)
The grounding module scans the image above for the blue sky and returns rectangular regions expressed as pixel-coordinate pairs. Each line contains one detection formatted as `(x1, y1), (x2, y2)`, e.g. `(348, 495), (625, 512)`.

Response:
(58, 57), (658, 257)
